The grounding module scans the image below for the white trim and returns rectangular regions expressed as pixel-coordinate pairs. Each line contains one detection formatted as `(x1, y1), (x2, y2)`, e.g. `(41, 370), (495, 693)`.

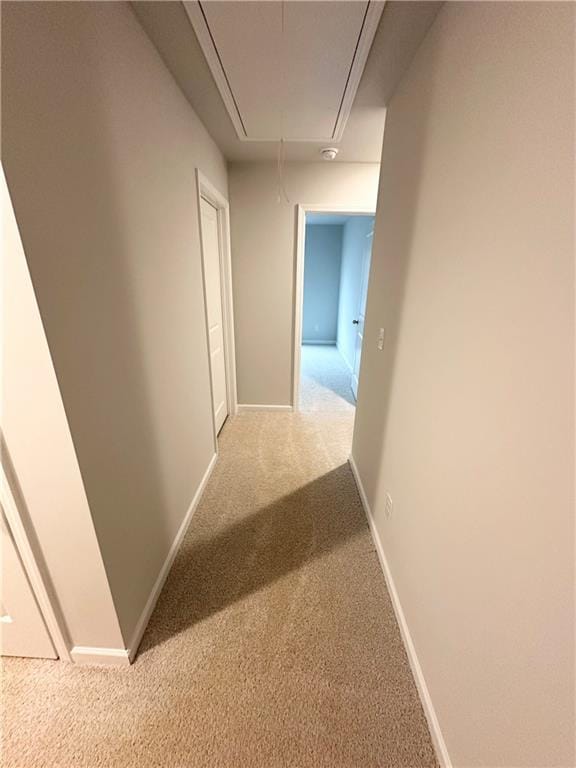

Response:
(293, 204), (376, 411)
(196, 169), (238, 451)
(293, 205), (306, 410)
(237, 404), (293, 413)
(0, 460), (71, 661)
(70, 646), (130, 667)
(332, 2), (386, 142)
(348, 455), (453, 768)
(126, 452), (218, 661)
(183, 1), (384, 144)
(183, 1), (248, 141)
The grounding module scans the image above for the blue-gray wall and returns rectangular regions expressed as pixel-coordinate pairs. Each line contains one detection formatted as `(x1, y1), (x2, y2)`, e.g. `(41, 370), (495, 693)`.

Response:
(302, 225), (343, 343)
(337, 216), (375, 368)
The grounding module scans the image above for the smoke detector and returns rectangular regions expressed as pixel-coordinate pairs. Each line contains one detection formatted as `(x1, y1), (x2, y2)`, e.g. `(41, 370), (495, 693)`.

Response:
(320, 147), (339, 161)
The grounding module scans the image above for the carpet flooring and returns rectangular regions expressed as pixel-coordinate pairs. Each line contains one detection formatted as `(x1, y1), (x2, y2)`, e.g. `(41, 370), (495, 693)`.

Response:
(300, 344), (356, 413)
(2, 370), (437, 767)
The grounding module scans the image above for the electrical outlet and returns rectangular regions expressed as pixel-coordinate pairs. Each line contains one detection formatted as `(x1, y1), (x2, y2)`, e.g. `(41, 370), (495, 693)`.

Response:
(384, 492), (393, 519)
(377, 327), (386, 351)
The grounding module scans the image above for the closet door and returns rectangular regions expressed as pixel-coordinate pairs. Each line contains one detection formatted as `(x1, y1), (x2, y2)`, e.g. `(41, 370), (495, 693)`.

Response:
(351, 230), (373, 399)
(200, 197), (228, 434)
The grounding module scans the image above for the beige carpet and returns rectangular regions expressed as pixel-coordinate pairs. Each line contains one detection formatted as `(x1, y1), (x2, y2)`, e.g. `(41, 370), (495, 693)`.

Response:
(300, 344), (357, 413)
(2, 393), (437, 766)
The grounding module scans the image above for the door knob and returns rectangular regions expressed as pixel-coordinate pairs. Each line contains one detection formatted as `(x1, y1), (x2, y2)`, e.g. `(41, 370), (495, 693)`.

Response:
(352, 319), (359, 325)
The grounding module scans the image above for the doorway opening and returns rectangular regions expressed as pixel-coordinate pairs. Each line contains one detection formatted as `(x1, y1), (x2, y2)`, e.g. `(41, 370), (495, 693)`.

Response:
(293, 206), (375, 416)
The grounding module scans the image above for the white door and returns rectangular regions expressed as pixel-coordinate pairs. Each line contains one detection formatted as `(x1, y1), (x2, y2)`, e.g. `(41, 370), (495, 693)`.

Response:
(200, 197), (228, 434)
(351, 231), (373, 400)
(1, 509), (57, 659)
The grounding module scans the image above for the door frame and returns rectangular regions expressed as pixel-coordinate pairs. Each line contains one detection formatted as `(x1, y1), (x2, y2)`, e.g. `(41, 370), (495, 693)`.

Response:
(1, 457), (71, 660)
(292, 204), (376, 410)
(196, 170), (238, 450)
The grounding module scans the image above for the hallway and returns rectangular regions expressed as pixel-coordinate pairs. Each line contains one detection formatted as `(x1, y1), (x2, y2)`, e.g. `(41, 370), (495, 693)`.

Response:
(3, 2), (573, 765)
(3, 407), (437, 767)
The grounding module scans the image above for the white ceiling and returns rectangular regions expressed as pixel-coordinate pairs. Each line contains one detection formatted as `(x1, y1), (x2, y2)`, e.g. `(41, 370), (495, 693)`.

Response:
(183, 1), (383, 143)
(132, 1), (443, 163)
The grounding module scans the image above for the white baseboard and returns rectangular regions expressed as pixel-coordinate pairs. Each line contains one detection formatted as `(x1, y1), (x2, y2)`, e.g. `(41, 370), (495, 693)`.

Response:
(348, 455), (452, 768)
(237, 404), (293, 412)
(71, 646), (130, 666)
(126, 452), (218, 661)
(302, 340), (336, 345)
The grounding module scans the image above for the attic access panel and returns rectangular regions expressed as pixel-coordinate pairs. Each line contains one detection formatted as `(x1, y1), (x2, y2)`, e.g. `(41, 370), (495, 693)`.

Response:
(183, 0), (385, 143)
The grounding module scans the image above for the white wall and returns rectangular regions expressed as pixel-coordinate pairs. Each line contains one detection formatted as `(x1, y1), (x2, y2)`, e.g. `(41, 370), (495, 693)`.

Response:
(302, 225), (343, 344)
(352, 3), (575, 766)
(229, 162), (380, 406)
(2, 1), (228, 647)
(337, 216), (374, 370)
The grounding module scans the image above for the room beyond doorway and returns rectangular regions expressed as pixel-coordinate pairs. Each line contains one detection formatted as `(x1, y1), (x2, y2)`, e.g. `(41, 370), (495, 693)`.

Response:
(299, 345), (356, 413)
(294, 208), (375, 416)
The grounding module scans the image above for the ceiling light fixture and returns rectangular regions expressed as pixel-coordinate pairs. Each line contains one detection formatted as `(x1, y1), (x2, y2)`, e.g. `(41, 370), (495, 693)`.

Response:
(320, 147), (339, 161)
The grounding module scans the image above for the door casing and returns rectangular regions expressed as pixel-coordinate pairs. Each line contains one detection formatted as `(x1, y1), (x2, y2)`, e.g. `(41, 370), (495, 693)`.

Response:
(293, 204), (376, 410)
(196, 169), (238, 451)
(0, 456), (70, 660)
